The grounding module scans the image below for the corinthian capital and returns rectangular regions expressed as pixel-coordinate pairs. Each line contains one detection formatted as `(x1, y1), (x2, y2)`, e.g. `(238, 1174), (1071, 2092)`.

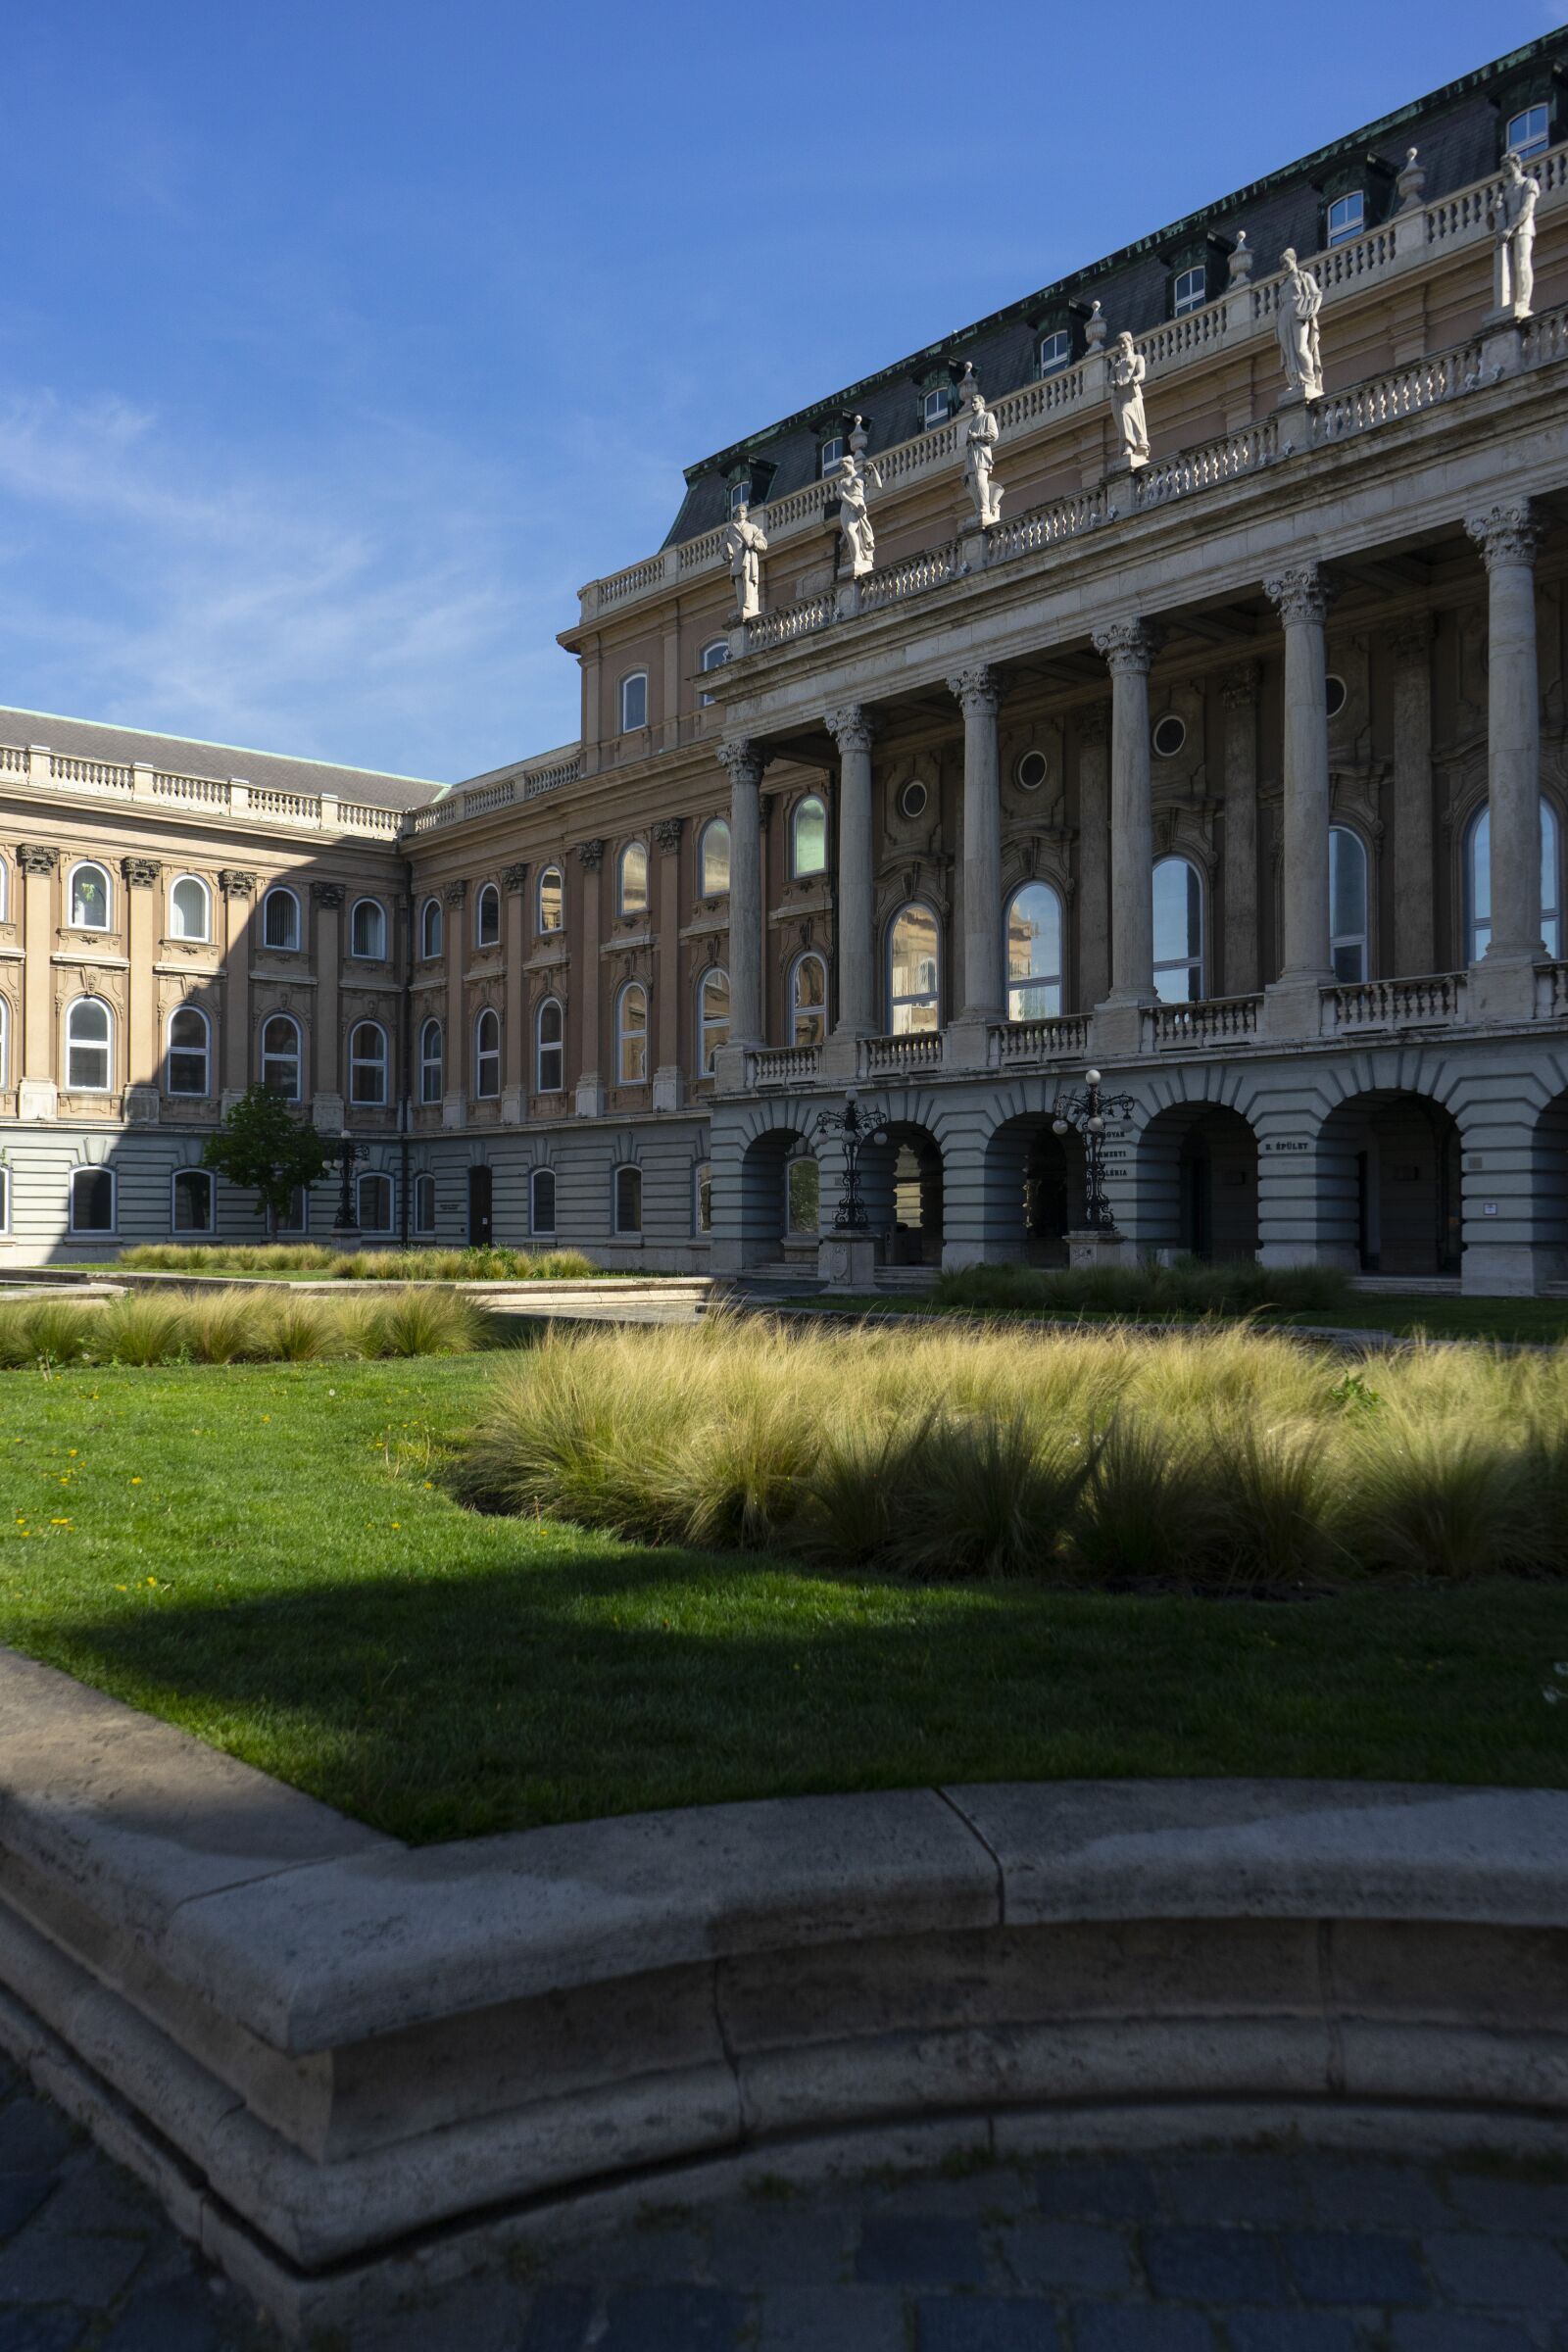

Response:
(825, 704), (874, 756)
(574, 839), (605, 871)
(120, 856), (161, 887)
(652, 817), (685, 854)
(1090, 619), (1158, 675)
(716, 738), (764, 791)
(1262, 564), (1333, 626)
(1466, 502), (1537, 571)
(17, 843), (58, 877)
(946, 664), (1001, 717)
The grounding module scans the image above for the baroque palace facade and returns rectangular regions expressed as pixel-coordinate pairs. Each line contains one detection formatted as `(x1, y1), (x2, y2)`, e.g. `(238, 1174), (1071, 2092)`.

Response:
(6, 36), (1568, 1289)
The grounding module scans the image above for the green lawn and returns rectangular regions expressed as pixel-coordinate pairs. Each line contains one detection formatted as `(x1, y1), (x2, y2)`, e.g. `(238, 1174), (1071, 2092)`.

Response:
(0, 1355), (1563, 1842)
(804, 1294), (1568, 1346)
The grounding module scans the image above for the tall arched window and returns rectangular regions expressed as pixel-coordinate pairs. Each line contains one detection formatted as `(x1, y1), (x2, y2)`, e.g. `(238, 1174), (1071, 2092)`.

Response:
(0, 994), (8, 1089)
(350, 899), (387, 958)
(357, 1171), (394, 1232)
(536, 997), (564, 1093)
(791, 795), (828, 878)
(698, 818), (731, 897)
(617, 842), (649, 916)
(260, 1012), (302, 1100)
(66, 998), (112, 1091)
(791, 953), (828, 1047)
(887, 904), (940, 1033)
(619, 671), (649, 732)
(413, 1171), (436, 1233)
(530, 1165), (557, 1235)
(419, 897), (443, 959)
(418, 1018), (444, 1104)
(1005, 881), (1064, 1020)
(172, 1168), (215, 1233)
(70, 1166), (115, 1234)
(1329, 826), (1369, 984)
(617, 981), (648, 1083)
(262, 887), (300, 951)
(1152, 855), (1204, 1002)
(0, 855), (9, 922)
(698, 967), (730, 1073)
(1464, 799), (1563, 960)
(349, 1020), (388, 1105)
(473, 1007), (501, 1098)
(170, 875), (211, 942)
(536, 864), (564, 934)
(166, 1005), (211, 1096)
(613, 1162), (643, 1234)
(475, 883), (501, 947)
(699, 640), (729, 708)
(69, 862), (111, 930)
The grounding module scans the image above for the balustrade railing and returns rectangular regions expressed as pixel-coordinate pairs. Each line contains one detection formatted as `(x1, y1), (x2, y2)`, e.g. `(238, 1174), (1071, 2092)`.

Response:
(154, 772), (228, 807)
(0, 745), (24, 774)
(1315, 342), (1480, 440)
(1144, 995), (1261, 1049)
(861, 1031), (943, 1075)
(858, 541), (959, 612)
(751, 1044), (823, 1087)
(986, 486), (1106, 563)
(746, 591), (834, 653)
(1323, 972), (1465, 1030)
(51, 754), (131, 791)
(10, 740), (421, 835)
(989, 1013), (1090, 1064)
(1132, 420), (1277, 509)
(1536, 962), (1568, 1018)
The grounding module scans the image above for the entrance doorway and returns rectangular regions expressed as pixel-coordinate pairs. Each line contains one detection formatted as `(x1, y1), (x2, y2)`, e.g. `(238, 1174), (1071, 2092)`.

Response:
(467, 1164), (493, 1248)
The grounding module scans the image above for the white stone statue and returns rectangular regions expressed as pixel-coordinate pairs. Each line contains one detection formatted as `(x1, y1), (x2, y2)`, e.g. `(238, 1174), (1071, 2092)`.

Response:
(721, 501), (769, 620)
(1492, 150), (1540, 318)
(1108, 332), (1149, 468)
(1275, 248), (1324, 402)
(831, 442), (883, 578)
(962, 392), (1003, 526)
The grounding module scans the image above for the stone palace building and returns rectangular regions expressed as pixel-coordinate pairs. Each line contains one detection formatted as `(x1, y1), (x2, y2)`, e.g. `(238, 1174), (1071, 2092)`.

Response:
(5, 34), (1568, 1291)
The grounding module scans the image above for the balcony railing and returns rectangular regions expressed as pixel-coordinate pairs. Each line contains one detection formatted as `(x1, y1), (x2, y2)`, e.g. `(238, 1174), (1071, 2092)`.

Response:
(861, 1031), (943, 1075)
(7, 744), (414, 838)
(1536, 962), (1568, 1018)
(1323, 972), (1466, 1031)
(751, 1044), (823, 1087)
(1144, 995), (1261, 1050)
(989, 1013), (1091, 1065)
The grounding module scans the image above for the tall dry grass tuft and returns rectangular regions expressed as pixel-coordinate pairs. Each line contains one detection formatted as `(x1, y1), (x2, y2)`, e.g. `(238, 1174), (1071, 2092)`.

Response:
(117, 1243), (600, 1282)
(933, 1256), (1352, 1321)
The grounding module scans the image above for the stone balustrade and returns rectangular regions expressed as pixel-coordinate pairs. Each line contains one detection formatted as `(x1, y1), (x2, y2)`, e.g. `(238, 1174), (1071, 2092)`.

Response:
(404, 751), (581, 836)
(749, 1044), (823, 1088)
(1143, 996), (1262, 1050)
(4, 743), (410, 838)
(1535, 960), (1568, 1017)
(1325, 972), (1468, 1032)
(861, 1030), (943, 1075)
(988, 1013), (1091, 1065)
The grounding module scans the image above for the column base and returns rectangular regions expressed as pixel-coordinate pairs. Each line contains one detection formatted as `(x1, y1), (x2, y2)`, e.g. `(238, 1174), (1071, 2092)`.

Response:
(1461, 1240), (1562, 1298)
(16, 1081), (57, 1122)
(1065, 1227), (1132, 1272)
(818, 1033), (867, 1083)
(1089, 1000), (1149, 1058)
(1479, 317), (1526, 379)
(330, 1225), (363, 1252)
(1466, 956), (1538, 1024)
(818, 1233), (879, 1289)
(441, 1093), (466, 1131)
(652, 1065), (684, 1113)
(312, 1093), (345, 1132)
(122, 1085), (160, 1128)
(710, 1044), (753, 1096)
(500, 1086), (526, 1123)
(942, 1018), (994, 1072)
(1260, 979), (1330, 1042)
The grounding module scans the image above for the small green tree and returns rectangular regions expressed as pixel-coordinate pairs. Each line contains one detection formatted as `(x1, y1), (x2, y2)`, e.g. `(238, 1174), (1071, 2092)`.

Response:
(202, 1086), (337, 1242)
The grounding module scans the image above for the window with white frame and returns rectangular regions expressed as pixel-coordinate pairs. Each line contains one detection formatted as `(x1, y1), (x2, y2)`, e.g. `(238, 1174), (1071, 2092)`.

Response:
(617, 841), (649, 915)
(530, 1165), (557, 1235)
(1038, 328), (1071, 375)
(419, 896), (443, 958)
(619, 671), (649, 732)
(1152, 855), (1204, 1001)
(350, 898), (387, 959)
(260, 1011), (302, 1100)
(698, 817), (731, 896)
(69, 862), (111, 930)
(262, 887), (300, 951)
(279, 1183), (309, 1234)
(788, 1155), (819, 1234)
(70, 1165), (114, 1234)
(613, 1163), (642, 1235)
(475, 883), (501, 947)
(170, 874), (211, 942)
(1465, 799), (1561, 959)
(0, 995), (9, 1089)
(536, 864), (564, 933)
(698, 966), (730, 1073)
(535, 997), (564, 1093)
(166, 1005), (211, 1096)
(818, 435), (844, 476)
(473, 1006), (501, 1098)
(357, 1171), (393, 1233)
(172, 1168), (215, 1233)
(1507, 102), (1549, 158)
(1329, 826), (1369, 984)
(699, 639), (729, 707)
(349, 1020), (388, 1106)
(0, 1163), (9, 1234)
(921, 385), (949, 430)
(413, 1171), (436, 1233)
(419, 1018), (444, 1104)
(791, 952), (827, 1046)
(1172, 266), (1205, 315)
(1005, 881), (1064, 1020)
(616, 981), (648, 1084)
(790, 795), (828, 878)
(66, 998), (112, 1091)
(728, 477), (751, 517)
(1327, 190), (1365, 245)
(888, 904), (940, 1033)
(694, 1160), (712, 1235)
(0, 856), (9, 923)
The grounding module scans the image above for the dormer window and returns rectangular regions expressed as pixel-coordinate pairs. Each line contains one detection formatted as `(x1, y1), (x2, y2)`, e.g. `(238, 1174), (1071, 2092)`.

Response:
(1038, 328), (1071, 375)
(728, 478), (751, 517)
(1327, 190), (1365, 245)
(818, 435), (844, 476)
(921, 386), (949, 431)
(1507, 101), (1549, 159)
(1171, 266), (1205, 317)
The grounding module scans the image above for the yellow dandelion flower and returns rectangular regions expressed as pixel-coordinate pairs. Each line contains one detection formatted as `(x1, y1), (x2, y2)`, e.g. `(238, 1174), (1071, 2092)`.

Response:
(130, 1477), (142, 1486)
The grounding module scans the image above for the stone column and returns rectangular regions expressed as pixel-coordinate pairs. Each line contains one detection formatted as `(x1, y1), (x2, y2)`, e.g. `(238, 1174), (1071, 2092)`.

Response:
(652, 817), (685, 1109)
(1261, 564), (1334, 1033)
(573, 843), (605, 1117)
(120, 856), (161, 1123)
(1075, 705), (1110, 1012)
(502, 862), (528, 1121)
(312, 881), (345, 1130)
(17, 844), (58, 1120)
(1090, 621), (1158, 1042)
(1220, 663), (1260, 997)
(1465, 503), (1543, 1016)
(1391, 618), (1436, 978)
(827, 706), (876, 1041)
(718, 745), (764, 1054)
(949, 664), (1004, 1023)
(218, 870), (255, 1107)
(442, 879), (467, 1128)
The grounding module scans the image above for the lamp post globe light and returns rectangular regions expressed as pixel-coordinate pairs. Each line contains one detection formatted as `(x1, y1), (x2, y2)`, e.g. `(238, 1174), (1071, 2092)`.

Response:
(1051, 1067), (1138, 1264)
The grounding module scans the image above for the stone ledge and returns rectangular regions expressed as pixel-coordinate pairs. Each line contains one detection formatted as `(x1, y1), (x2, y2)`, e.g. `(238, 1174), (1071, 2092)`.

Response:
(1, 1645), (1566, 2339)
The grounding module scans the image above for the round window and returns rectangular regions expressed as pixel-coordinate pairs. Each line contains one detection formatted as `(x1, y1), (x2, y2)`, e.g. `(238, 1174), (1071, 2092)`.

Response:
(1015, 750), (1049, 793)
(898, 779), (929, 820)
(1325, 673), (1348, 719)
(1152, 714), (1187, 759)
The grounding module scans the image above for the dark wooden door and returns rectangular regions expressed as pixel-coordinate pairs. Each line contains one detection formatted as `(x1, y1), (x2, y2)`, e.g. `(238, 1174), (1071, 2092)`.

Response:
(467, 1164), (493, 1248)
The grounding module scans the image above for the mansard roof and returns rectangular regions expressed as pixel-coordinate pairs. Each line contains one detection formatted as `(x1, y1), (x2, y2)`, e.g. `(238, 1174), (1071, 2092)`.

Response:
(0, 706), (442, 811)
(664, 31), (1565, 547)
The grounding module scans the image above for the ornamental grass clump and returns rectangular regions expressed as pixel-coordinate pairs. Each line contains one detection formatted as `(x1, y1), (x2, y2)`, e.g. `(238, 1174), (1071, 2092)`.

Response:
(116, 1242), (599, 1281)
(362, 1287), (490, 1358)
(0, 1283), (495, 1369)
(932, 1256), (1352, 1321)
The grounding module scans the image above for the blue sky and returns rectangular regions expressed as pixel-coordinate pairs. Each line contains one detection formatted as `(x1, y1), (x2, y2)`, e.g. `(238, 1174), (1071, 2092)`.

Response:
(0, 3), (1560, 784)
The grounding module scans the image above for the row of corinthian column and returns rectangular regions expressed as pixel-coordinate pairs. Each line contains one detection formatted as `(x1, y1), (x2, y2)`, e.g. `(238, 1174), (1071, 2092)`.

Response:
(718, 500), (1545, 1049)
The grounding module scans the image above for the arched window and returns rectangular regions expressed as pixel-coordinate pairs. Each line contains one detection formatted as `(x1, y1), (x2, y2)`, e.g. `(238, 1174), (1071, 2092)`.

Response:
(413, 1171), (436, 1233)
(262, 887), (300, 951)
(694, 1160), (713, 1234)
(698, 966), (730, 1073)
(698, 817), (731, 897)
(1329, 826), (1369, 984)
(350, 898), (387, 959)
(887, 904), (940, 1033)
(0, 1163), (9, 1234)
(1005, 881), (1064, 1021)
(357, 1171), (394, 1233)
(617, 842), (649, 916)
(530, 1165), (557, 1235)
(790, 953), (827, 1047)
(166, 1005), (211, 1097)
(0, 995), (9, 1089)
(475, 883), (501, 947)
(349, 1021), (388, 1105)
(536, 864), (564, 934)
(65, 998), (112, 1091)
(260, 1012), (302, 1100)
(69, 862), (111, 931)
(788, 1155), (820, 1234)
(791, 795), (828, 878)
(69, 1165), (114, 1234)
(419, 897), (443, 959)
(418, 1018), (444, 1104)
(613, 1163), (643, 1235)
(1152, 855), (1204, 1002)
(699, 640), (728, 708)
(619, 671), (649, 732)
(1038, 328), (1071, 376)
(172, 1168), (215, 1233)
(0, 856), (9, 923)
(170, 875), (211, 942)
(616, 981), (648, 1084)
(536, 997), (564, 1093)
(1464, 799), (1562, 961)
(473, 1006), (501, 1098)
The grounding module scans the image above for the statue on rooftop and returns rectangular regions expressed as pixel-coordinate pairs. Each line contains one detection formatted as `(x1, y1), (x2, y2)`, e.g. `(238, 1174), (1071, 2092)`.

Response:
(1108, 332), (1149, 469)
(1492, 150), (1540, 318)
(962, 392), (1004, 526)
(1275, 248), (1324, 402)
(721, 500), (769, 621)
(830, 439), (883, 578)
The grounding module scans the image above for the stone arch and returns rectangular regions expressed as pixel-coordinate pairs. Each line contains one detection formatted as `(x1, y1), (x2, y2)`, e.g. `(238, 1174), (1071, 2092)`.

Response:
(1137, 1100), (1259, 1262)
(1317, 1086), (1463, 1277)
(977, 1109), (1090, 1265)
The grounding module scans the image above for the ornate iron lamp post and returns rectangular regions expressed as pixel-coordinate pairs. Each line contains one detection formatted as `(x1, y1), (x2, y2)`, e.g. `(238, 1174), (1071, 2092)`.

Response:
(813, 1091), (889, 1234)
(1052, 1067), (1136, 1232)
(332, 1129), (363, 1243)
